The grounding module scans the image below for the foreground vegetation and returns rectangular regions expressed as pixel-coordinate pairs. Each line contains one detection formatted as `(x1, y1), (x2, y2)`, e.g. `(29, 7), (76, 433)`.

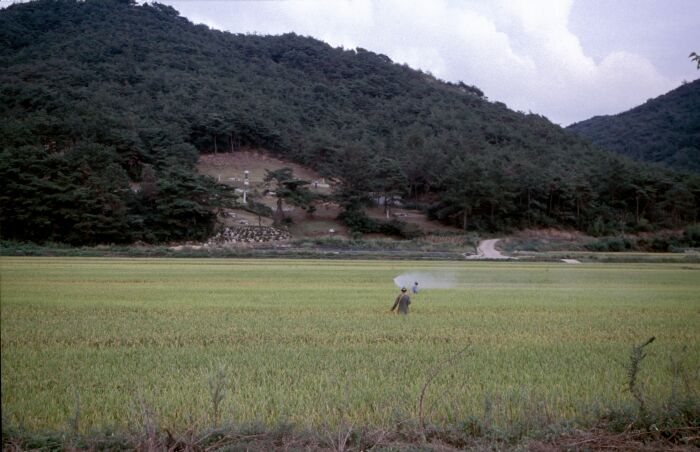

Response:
(2, 258), (698, 449)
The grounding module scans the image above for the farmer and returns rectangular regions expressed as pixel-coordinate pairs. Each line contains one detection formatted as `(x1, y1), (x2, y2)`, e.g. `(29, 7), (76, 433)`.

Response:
(412, 281), (419, 294)
(390, 287), (411, 314)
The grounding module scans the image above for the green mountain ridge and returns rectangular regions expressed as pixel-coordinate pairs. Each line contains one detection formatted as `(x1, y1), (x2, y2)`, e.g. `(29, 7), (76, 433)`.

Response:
(568, 79), (700, 173)
(1, 0), (698, 245)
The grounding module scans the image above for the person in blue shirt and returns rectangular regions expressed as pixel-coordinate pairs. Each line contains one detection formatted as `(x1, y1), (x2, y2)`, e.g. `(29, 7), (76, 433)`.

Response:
(412, 281), (419, 294)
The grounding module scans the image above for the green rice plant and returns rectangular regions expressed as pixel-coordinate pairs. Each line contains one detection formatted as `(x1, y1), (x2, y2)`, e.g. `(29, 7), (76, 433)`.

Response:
(1, 257), (699, 437)
(207, 361), (230, 428)
(417, 344), (471, 442)
(627, 336), (655, 420)
(67, 388), (81, 435)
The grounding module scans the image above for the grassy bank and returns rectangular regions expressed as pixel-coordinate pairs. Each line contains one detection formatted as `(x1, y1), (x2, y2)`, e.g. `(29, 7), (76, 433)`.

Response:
(4, 239), (700, 263)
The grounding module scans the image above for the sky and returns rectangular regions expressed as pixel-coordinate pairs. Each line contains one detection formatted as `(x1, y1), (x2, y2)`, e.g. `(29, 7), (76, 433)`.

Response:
(3, 0), (699, 125)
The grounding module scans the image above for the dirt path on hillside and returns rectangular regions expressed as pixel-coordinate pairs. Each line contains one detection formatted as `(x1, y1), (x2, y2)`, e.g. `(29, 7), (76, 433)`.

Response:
(466, 238), (514, 259)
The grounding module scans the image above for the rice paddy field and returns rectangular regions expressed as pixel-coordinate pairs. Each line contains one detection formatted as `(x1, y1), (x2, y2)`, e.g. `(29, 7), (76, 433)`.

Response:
(1, 257), (699, 434)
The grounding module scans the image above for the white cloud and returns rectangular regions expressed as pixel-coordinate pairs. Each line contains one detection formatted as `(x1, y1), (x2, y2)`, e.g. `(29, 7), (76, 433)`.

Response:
(162, 0), (682, 125)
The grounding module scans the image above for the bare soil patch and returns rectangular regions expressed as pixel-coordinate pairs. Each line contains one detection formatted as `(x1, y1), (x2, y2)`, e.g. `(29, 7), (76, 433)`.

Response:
(197, 150), (331, 193)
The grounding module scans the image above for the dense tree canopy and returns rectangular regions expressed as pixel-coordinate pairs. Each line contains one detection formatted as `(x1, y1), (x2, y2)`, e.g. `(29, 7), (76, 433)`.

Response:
(1, 0), (698, 244)
(568, 79), (700, 174)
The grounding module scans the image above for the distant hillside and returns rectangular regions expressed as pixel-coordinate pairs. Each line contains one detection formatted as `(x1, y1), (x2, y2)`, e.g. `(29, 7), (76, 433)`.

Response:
(1, 0), (698, 245)
(568, 79), (700, 173)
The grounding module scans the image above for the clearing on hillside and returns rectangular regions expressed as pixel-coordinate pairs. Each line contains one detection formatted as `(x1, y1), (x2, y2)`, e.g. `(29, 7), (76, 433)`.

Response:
(197, 150), (463, 239)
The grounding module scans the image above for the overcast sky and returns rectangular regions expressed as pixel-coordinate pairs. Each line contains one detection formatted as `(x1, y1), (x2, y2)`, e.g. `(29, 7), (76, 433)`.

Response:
(4, 0), (699, 125)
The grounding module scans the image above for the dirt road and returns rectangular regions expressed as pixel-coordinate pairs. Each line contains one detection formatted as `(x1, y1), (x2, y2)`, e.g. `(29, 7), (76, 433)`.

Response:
(467, 238), (513, 259)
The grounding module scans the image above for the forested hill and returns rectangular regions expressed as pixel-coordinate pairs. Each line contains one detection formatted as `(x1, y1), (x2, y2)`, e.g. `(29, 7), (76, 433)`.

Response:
(1, 0), (698, 245)
(568, 79), (700, 173)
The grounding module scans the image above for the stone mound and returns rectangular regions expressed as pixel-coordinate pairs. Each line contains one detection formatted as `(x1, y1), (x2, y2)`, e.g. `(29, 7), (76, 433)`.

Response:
(207, 226), (291, 245)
